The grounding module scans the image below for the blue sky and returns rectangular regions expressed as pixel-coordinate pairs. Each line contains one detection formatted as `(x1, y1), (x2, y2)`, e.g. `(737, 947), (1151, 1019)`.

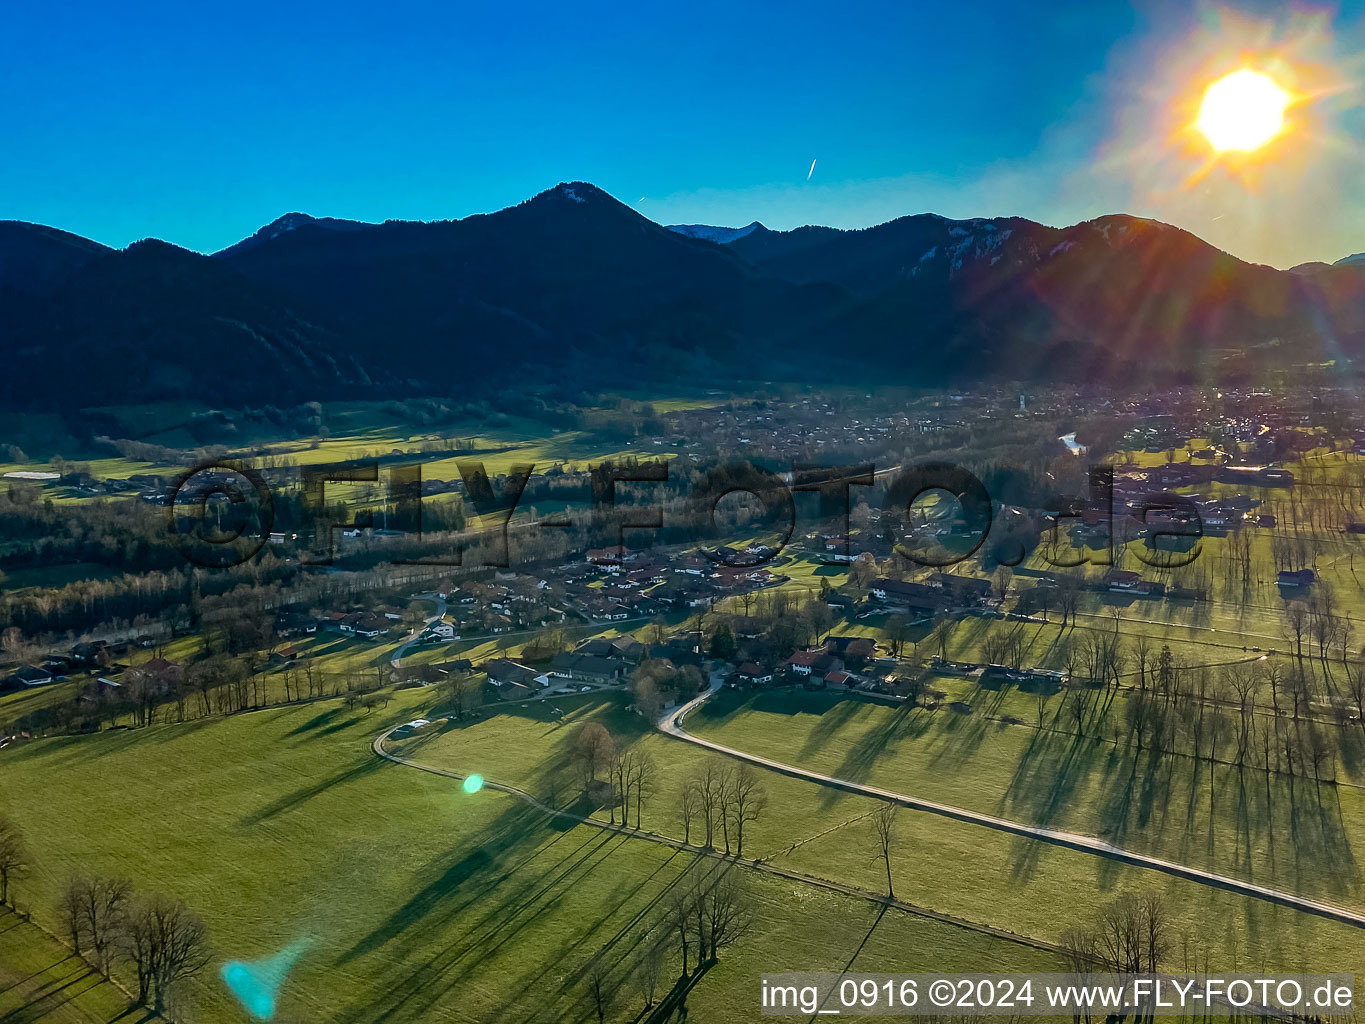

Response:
(3, 0), (1362, 265)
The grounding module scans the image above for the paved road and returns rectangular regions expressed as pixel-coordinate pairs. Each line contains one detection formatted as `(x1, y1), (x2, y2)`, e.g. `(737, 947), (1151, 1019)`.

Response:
(658, 678), (1365, 931)
(389, 594), (448, 669)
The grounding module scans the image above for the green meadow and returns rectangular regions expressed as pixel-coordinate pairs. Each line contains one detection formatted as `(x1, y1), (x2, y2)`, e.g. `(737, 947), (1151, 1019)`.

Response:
(390, 690), (1365, 974)
(0, 690), (1056, 1024)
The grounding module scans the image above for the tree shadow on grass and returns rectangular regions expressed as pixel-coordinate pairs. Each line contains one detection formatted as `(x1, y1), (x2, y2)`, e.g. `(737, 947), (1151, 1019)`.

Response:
(0, 958), (131, 1024)
(795, 698), (865, 762)
(817, 701), (933, 810)
(331, 823), (683, 1024)
(237, 754), (386, 827)
(282, 706), (346, 738)
(491, 851), (697, 1024)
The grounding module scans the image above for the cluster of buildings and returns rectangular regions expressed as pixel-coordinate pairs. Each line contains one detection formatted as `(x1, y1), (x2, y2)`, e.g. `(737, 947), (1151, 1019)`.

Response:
(479, 630), (705, 702)
(866, 572), (996, 618)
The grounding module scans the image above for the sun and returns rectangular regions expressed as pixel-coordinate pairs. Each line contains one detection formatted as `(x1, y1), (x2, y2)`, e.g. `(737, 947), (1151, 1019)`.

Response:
(1196, 69), (1289, 152)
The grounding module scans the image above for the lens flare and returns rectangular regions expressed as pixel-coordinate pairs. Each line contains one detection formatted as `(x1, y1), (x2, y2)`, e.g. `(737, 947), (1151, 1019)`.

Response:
(1196, 69), (1289, 152)
(221, 940), (311, 1021)
(462, 774), (485, 794)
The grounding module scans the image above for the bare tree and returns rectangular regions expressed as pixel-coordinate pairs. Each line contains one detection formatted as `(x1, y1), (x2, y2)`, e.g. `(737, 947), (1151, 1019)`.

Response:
(725, 763), (768, 857)
(690, 758), (731, 849)
(630, 750), (659, 828)
(60, 875), (131, 974)
(573, 722), (615, 792)
(668, 882), (698, 977)
(1089, 891), (1169, 974)
(60, 878), (85, 954)
(869, 802), (899, 899)
(124, 895), (211, 1014)
(0, 813), (27, 906)
(634, 939), (667, 1010)
(699, 867), (755, 964)
(679, 779), (699, 845)
(440, 670), (483, 720)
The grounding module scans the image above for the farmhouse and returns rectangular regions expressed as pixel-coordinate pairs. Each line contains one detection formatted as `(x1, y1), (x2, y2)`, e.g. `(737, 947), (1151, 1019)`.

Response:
(338, 613), (391, 639)
(929, 572), (994, 603)
(482, 658), (544, 689)
(549, 654), (626, 685)
(735, 662), (775, 686)
(869, 578), (942, 614)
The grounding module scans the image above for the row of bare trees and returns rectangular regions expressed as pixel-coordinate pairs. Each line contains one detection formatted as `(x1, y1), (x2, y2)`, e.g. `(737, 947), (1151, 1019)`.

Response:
(58, 874), (210, 1016)
(677, 757), (768, 856)
(571, 723), (661, 828)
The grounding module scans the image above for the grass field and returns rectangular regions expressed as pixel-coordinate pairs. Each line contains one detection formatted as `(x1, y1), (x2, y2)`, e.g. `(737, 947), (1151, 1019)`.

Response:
(0, 909), (149, 1023)
(684, 686), (1365, 912)
(0, 690), (1058, 1023)
(389, 691), (1365, 974)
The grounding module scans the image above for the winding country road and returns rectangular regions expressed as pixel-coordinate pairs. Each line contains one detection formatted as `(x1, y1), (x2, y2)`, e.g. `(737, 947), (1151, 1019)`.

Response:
(659, 677), (1365, 930)
(378, 620), (1365, 933)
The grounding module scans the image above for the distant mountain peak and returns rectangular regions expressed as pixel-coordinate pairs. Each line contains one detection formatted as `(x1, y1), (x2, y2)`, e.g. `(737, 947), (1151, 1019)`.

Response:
(212, 211), (369, 257)
(528, 181), (613, 206)
(666, 222), (763, 244)
(1337, 252), (1365, 267)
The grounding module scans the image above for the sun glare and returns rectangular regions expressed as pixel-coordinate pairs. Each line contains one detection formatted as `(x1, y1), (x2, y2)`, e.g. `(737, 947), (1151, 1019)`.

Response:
(1196, 69), (1289, 152)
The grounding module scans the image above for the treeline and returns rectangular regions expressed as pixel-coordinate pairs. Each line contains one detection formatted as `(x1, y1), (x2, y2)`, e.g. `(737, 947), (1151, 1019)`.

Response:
(59, 874), (210, 1016)
(0, 484), (178, 572)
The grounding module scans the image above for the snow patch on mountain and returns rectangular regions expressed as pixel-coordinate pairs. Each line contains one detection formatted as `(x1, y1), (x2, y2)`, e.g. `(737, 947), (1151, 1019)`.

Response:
(666, 222), (761, 244)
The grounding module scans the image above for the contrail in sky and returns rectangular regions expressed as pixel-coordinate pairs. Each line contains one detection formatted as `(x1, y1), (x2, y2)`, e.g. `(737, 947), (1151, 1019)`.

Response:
(807, 158), (817, 181)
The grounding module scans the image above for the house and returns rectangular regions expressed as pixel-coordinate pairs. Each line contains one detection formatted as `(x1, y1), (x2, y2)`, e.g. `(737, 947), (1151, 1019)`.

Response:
(581, 598), (630, 621)
(574, 635), (645, 663)
(339, 613), (391, 639)
(140, 658), (184, 686)
(42, 655), (75, 677)
(1277, 569), (1316, 588)
(3, 665), (54, 690)
(276, 611), (318, 636)
(495, 680), (538, 701)
(549, 654), (626, 685)
(736, 662), (774, 686)
(586, 546), (631, 567)
(824, 636), (877, 664)
(482, 658), (544, 689)
(1104, 569), (1146, 592)
(80, 676), (123, 701)
(423, 622), (458, 642)
(787, 650), (822, 677)
(70, 640), (108, 665)
(868, 579), (942, 614)
(928, 572), (995, 603)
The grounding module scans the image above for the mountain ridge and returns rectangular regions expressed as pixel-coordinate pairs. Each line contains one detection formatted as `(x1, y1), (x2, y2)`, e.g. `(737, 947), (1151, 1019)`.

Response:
(2, 181), (1364, 408)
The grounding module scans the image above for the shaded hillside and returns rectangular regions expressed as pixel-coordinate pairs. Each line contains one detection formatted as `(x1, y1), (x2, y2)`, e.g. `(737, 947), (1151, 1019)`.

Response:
(1, 183), (1364, 408)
